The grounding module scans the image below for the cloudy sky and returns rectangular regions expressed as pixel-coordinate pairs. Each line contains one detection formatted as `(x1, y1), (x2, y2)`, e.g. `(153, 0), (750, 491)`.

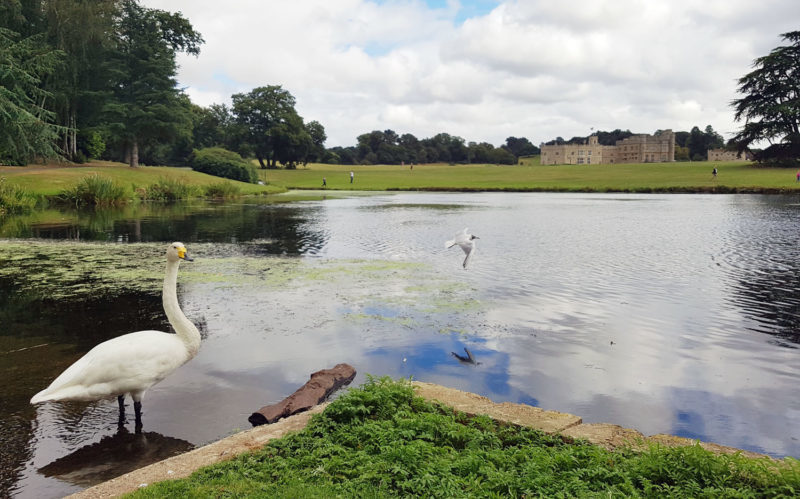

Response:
(140, 0), (799, 148)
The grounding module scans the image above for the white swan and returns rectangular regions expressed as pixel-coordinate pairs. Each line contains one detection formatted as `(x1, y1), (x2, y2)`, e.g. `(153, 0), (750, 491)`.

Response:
(445, 228), (479, 269)
(30, 242), (200, 429)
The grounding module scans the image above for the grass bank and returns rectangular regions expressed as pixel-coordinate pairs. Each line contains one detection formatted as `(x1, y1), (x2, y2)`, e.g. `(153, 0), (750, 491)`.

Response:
(259, 160), (800, 193)
(0, 161), (283, 199)
(132, 377), (799, 498)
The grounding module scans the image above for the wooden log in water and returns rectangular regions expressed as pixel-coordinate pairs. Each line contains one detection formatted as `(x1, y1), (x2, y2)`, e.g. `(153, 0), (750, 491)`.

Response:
(248, 363), (357, 426)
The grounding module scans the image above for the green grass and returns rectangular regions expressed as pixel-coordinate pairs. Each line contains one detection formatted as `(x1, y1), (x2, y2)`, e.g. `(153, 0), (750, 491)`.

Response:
(259, 159), (800, 193)
(137, 177), (200, 201)
(131, 378), (799, 498)
(0, 177), (39, 216)
(0, 161), (283, 198)
(56, 174), (128, 206)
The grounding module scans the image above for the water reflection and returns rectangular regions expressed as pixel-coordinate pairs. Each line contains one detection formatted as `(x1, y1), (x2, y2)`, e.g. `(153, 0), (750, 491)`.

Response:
(38, 427), (193, 488)
(2, 192), (800, 498)
(0, 200), (329, 255)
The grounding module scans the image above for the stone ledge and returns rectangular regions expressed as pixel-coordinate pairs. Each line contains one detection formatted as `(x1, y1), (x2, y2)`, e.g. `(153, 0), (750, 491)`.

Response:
(411, 381), (582, 433)
(70, 403), (328, 499)
(69, 382), (774, 498)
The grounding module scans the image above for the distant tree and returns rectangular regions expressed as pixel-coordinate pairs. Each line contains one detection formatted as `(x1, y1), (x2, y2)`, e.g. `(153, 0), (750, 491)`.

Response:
(468, 142), (494, 163)
(192, 103), (233, 149)
(305, 120), (327, 163)
(674, 146), (690, 162)
(270, 111), (311, 169)
(398, 133), (421, 162)
(103, 0), (203, 167)
(674, 131), (690, 148)
(731, 30), (800, 165)
(504, 136), (539, 157)
(594, 129), (633, 145)
(686, 125), (724, 161)
(490, 147), (517, 165)
(232, 85), (300, 168)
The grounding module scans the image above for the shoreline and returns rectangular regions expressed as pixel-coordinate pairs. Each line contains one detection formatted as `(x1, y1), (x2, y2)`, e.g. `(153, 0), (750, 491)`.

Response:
(70, 381), (775, 498)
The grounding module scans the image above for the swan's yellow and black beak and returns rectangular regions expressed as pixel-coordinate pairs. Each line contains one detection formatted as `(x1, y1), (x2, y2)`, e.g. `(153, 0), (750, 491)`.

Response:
(177, 246), (194, 261)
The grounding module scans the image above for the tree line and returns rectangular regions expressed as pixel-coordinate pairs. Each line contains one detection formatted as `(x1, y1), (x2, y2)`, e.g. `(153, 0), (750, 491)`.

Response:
(0, 0), (538, 169)
(2, 1), (797, 169)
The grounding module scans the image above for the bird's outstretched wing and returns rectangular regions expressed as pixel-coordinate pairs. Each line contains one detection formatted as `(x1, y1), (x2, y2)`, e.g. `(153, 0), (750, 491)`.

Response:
(446, 228), (469, 248)
(462, 241), (475, 268)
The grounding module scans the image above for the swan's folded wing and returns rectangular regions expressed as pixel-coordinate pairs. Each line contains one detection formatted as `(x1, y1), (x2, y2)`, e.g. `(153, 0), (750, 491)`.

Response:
(31, 331), (187, 403)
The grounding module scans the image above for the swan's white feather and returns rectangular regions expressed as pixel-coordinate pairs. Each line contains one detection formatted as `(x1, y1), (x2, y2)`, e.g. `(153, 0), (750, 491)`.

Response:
(30, 242), (200, 412)
(31, 330), (190, 403)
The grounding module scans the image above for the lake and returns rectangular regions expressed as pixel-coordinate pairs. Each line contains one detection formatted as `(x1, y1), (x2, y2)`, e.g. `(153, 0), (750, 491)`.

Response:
(1, 191), (799, 497)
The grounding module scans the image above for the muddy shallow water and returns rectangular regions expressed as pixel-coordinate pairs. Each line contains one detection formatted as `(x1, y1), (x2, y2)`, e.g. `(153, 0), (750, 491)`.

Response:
(2, 191), (800, 497)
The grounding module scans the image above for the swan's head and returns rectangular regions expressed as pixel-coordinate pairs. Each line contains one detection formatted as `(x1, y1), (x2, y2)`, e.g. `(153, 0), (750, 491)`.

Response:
(167, 242), (193, 263)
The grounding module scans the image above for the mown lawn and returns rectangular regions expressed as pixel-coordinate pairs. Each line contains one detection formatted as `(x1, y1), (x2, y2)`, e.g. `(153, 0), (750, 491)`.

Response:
(131, 378), (799, 498)
(5, 159), (800, 198)
(0, 161), (281, 197)
(259, 160), (800, 193)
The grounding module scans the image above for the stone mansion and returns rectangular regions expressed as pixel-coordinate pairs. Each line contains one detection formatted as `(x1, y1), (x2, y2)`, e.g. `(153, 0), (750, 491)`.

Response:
(540, 130), (676, 165)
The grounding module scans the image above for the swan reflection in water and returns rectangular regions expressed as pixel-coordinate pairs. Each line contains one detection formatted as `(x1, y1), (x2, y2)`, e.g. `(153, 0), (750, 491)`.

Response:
(38, 425), (193, 488)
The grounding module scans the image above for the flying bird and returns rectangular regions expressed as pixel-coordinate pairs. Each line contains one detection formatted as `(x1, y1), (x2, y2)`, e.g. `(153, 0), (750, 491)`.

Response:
(31, 242), (200, 430)
(445, 228), (479, 268)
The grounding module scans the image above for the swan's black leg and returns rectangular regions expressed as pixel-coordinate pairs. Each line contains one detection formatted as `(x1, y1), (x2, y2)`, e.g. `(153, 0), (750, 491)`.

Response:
(133, 401), (143, 433)
(117, 395), (126, 426)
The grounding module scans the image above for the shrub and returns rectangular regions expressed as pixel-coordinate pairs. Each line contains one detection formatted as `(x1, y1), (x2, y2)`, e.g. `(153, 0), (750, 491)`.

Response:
(204, 181), (242, 198)
(0, 177), (37, 216)
(84, 131), (106, 160)
(137, 178), (198, 201)
(57, 174), (127, 206)
(190, 147), (258, 183)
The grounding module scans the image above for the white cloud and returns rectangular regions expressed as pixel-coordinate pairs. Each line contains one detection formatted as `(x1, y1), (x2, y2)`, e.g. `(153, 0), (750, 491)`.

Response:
(142, 0), (800, 147)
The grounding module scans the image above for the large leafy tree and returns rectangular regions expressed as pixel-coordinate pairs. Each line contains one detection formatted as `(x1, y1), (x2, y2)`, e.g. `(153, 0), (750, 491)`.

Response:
(104, 0), (202, 167)
(0, 22), (63, 165)
(43, 0), (117, 162)
(731, 31), (800, 165)
(304, 120), (327, 163)
(232, 85), (304, 168)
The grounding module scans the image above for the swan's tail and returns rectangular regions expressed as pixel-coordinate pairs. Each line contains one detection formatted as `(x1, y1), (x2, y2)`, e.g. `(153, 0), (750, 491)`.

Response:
(445, 238), (455, 248)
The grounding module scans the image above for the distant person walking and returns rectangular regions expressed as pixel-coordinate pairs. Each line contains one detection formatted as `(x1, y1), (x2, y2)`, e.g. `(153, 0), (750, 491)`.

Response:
(350, 171), (354, 184)
(322, 177), (327, 187)
(712, 167), (718, 179)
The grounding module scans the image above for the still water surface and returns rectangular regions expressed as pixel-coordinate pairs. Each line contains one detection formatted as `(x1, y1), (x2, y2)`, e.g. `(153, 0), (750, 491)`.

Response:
(2, 192), (799, 497)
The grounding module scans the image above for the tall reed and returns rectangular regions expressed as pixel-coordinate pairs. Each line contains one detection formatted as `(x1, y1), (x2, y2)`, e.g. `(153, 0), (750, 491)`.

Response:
(0, 177), (38, 216)
(204, 181), (242, 198)
(56, 174), (128, 207)
(137, 177), (198, 201)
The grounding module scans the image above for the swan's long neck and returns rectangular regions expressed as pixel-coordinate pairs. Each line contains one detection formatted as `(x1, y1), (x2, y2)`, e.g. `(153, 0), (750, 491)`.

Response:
(163, 260), (201, 358)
